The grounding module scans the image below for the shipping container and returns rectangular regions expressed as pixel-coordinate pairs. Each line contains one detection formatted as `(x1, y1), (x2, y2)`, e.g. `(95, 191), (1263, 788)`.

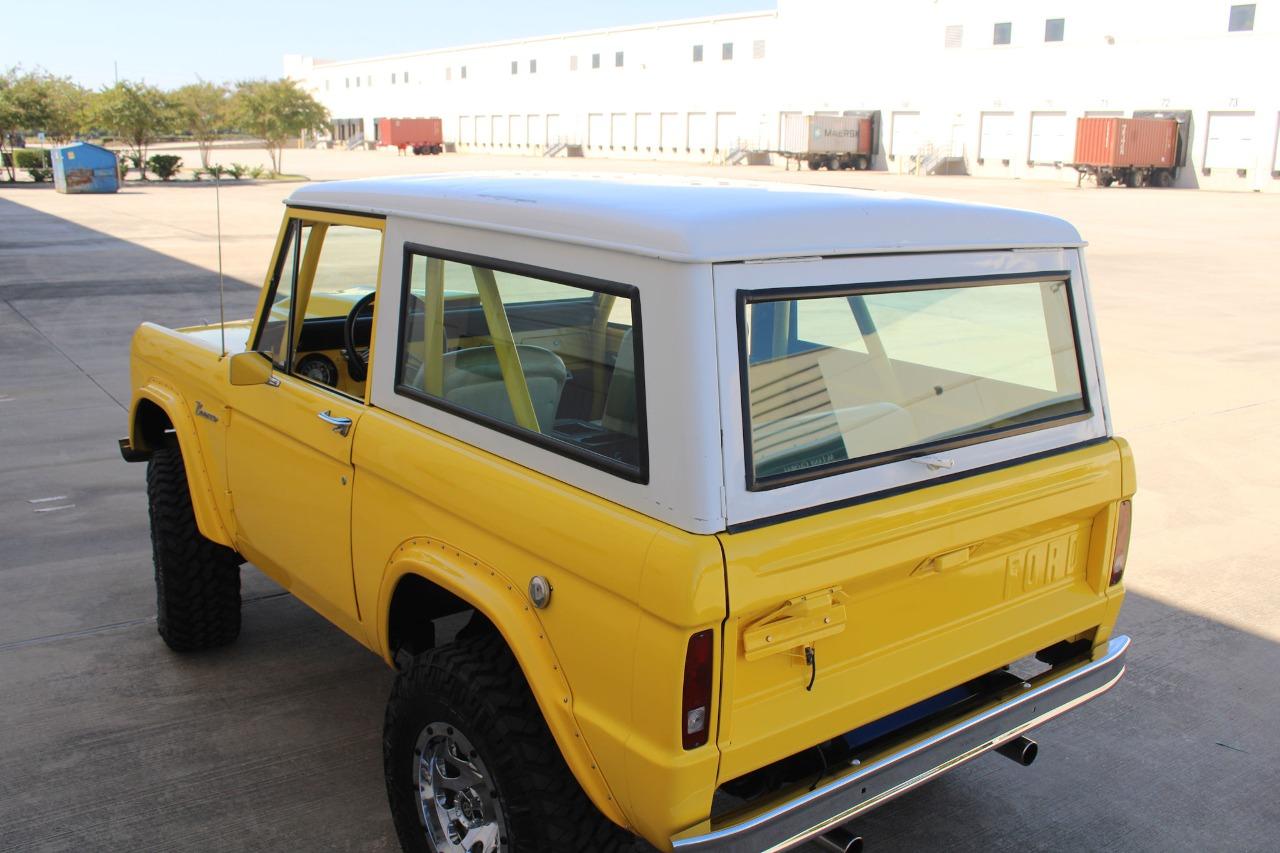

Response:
(778, 113), (875, 170)
(51, 143), (119, 194)
(1071, 116), (1181, 188)
(377, 118), (444, 155)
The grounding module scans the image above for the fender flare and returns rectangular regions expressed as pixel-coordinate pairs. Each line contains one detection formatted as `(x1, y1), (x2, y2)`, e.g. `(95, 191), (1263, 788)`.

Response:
(130, 383), (234, 548)
(377, 537), (630, 830)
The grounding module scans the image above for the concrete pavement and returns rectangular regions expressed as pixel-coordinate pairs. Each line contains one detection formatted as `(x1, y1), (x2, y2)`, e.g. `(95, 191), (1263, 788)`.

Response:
(1, 157), (1277, 851)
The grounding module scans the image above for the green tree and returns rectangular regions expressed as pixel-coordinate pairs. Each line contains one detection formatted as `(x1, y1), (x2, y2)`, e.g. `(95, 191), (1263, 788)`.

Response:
(40, 75), (92, 143)
(0, 71), (21, 181)
(230, 78), (328, 175)
(0, 68), (50, 181)
(93, 81), (171, 179)
(171, 81), (227, 169)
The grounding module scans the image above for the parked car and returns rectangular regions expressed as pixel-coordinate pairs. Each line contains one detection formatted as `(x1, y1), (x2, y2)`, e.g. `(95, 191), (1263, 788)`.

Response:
(121, 174), (1134, 852)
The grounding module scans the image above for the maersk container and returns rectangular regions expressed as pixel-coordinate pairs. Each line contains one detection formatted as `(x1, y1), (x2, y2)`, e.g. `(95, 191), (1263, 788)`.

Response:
(51, 142), (119, 194)
(377, 118), (444, 154)
(780, 114), (874, 170)
(1073, 117), (1177, 168)
(781, 114), (871, 156)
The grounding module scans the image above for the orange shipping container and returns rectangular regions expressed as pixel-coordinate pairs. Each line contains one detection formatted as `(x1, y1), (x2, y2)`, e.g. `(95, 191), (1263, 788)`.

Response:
(1073, 117), (1177, 168)
(378, 117), (443, 148)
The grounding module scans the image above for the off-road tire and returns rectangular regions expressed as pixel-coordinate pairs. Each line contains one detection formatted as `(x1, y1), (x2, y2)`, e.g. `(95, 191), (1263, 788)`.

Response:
(147, 445), (241, 652)
(384, 632), (634, 853)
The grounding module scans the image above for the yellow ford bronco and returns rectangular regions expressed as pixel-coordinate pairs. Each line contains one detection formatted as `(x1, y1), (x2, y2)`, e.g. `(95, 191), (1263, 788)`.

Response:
(121, 175), (1133, 853)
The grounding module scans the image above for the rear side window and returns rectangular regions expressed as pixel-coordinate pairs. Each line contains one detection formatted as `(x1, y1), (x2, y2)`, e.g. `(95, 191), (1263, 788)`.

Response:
(395, 246), (647, 481)
(740, 275), (1087, 487)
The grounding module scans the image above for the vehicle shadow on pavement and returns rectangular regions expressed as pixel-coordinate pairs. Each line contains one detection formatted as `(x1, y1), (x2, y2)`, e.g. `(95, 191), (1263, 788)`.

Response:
(1, 196), (1276, 853)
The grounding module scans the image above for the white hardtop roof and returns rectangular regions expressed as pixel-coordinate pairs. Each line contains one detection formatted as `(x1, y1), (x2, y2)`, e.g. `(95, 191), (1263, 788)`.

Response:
(287, 173), (1084, 264)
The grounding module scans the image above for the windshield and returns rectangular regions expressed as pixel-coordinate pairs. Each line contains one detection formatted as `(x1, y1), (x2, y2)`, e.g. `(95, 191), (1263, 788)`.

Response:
(741, 276), (1088, 486)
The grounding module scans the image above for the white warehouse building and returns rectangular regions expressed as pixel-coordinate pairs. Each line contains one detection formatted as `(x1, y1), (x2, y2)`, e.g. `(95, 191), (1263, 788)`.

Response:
(284, 0), (1279, 192)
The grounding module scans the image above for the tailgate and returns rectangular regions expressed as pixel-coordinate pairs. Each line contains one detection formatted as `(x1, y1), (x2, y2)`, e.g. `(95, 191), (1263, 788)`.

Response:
(713, 440), (1126, 783)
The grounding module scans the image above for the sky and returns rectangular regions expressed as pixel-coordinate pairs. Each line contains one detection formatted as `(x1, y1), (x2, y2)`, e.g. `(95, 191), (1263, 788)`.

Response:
(2, 0), (774, 90)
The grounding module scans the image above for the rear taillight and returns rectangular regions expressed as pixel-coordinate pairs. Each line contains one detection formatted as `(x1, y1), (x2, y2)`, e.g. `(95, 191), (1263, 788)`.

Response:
(682, 630), (714, 750)
(1109, 500), (1133, 586)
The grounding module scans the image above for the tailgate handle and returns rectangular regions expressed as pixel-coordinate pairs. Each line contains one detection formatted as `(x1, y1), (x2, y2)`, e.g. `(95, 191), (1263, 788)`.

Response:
(742, 587), (848, 661)
(912, 545), (975, 576)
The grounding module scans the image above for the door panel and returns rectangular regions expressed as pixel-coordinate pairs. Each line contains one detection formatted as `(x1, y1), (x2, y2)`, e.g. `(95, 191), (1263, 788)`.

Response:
(227, 374), (363, 633)
(228, 208), (384, 637)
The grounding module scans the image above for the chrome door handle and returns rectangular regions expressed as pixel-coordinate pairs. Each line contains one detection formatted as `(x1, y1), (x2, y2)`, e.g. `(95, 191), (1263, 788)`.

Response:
(317, 410), (352, 436)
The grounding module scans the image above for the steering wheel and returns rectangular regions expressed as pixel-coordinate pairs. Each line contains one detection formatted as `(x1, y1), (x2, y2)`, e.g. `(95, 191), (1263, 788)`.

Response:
(343, 292), (430, 385)
(343, 292), (376, 383)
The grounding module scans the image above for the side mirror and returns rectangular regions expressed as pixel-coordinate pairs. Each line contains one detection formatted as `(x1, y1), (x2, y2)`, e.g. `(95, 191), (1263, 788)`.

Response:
(229, 351), (276, 386)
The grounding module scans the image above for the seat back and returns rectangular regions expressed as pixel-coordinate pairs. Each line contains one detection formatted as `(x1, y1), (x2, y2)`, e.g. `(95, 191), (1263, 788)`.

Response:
(442, 345), (568, 430)
(601, 329), (638, 437)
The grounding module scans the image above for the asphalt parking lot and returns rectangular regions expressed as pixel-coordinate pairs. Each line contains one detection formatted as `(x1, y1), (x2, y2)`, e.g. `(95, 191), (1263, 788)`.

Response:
(2, 152), (1278, 852)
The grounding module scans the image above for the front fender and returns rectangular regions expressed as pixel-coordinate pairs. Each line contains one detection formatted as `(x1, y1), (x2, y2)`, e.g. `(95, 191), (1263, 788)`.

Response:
(377, 538), (630, 831)
(130, 382), (234, 548)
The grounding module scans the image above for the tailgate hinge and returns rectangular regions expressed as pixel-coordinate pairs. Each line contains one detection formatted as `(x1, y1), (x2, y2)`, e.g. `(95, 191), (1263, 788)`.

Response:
(742, 587), (849, 662)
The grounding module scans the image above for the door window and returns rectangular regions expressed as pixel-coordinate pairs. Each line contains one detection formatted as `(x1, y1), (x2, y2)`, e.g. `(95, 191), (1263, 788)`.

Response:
(252, 216), (385, 396)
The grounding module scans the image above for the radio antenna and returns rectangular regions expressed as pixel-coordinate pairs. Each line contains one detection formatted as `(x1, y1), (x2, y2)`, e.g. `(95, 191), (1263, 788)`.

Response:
(214, 170), (227, 357)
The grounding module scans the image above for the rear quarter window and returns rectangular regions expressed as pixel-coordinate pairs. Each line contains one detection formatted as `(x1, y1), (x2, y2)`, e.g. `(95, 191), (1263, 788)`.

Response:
(394, 246), (648, 482)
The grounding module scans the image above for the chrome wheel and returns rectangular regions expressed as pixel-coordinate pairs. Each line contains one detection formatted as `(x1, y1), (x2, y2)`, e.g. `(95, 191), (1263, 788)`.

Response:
(414, 722), (507, 853)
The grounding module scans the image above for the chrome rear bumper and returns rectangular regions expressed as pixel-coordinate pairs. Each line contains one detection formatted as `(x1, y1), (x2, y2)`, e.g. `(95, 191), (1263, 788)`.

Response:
(671, 634), (1130, 853)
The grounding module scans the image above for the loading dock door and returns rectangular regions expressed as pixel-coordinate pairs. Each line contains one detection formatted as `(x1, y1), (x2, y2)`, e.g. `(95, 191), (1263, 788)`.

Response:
(492, 116), (507, 146)
(1029, 111), (1069, 163)
(527, 114), (543, 147)
(588, 113), (607, 149)
(889, 111), (921, 159)
(715, 112), (738, 152)
(635, 113), (656, 151)
(509, 115), (524, 147)
(688, 112), (710, 152)
(546, 114), (560, 144)
(660, 113), (681, 151)
(476, 116), (489, 145)
(611, 113), (629, 149)
(1205, 111), (1255, 170)
(460, 116), (473, 145)
(979, 111), (1016, 163)
(1273, 113), (1280, 173)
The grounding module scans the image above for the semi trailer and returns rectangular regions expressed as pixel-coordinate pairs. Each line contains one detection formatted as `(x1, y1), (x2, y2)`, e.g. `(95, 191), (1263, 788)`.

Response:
(778, 113), (878, 171)
(1069, 115), (1186, 188)
(377, 117), (444, 155)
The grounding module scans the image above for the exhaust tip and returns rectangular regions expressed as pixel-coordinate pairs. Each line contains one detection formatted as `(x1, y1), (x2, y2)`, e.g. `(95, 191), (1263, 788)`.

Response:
(814, 825), (864, 853)
(995, 735), (1038, 766)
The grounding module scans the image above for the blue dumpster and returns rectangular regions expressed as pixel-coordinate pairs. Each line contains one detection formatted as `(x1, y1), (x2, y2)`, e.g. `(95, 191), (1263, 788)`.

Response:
(52, 142), (119, 194)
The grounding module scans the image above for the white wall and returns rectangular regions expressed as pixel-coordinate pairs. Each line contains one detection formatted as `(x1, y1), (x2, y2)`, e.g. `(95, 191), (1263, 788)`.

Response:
(286, 0), (1280, 191)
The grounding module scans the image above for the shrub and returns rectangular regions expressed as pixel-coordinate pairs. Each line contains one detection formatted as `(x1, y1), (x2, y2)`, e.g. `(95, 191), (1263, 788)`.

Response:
(225, 163), (250, 180)
(206, 164), (226, 180)
(14, 149), (53, 182)
(248, 165), (265, 179)
(14, 149), (52, 168)
(118, 157), (130, 179)
(146, 154), (183, 181)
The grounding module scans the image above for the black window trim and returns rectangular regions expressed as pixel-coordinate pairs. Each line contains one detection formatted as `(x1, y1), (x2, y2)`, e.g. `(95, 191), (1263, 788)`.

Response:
(736, 270), (1092, 492)
(252, 217), (303, 370)
(250, 208), (386, 403)
(394, 242), (650, 484)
